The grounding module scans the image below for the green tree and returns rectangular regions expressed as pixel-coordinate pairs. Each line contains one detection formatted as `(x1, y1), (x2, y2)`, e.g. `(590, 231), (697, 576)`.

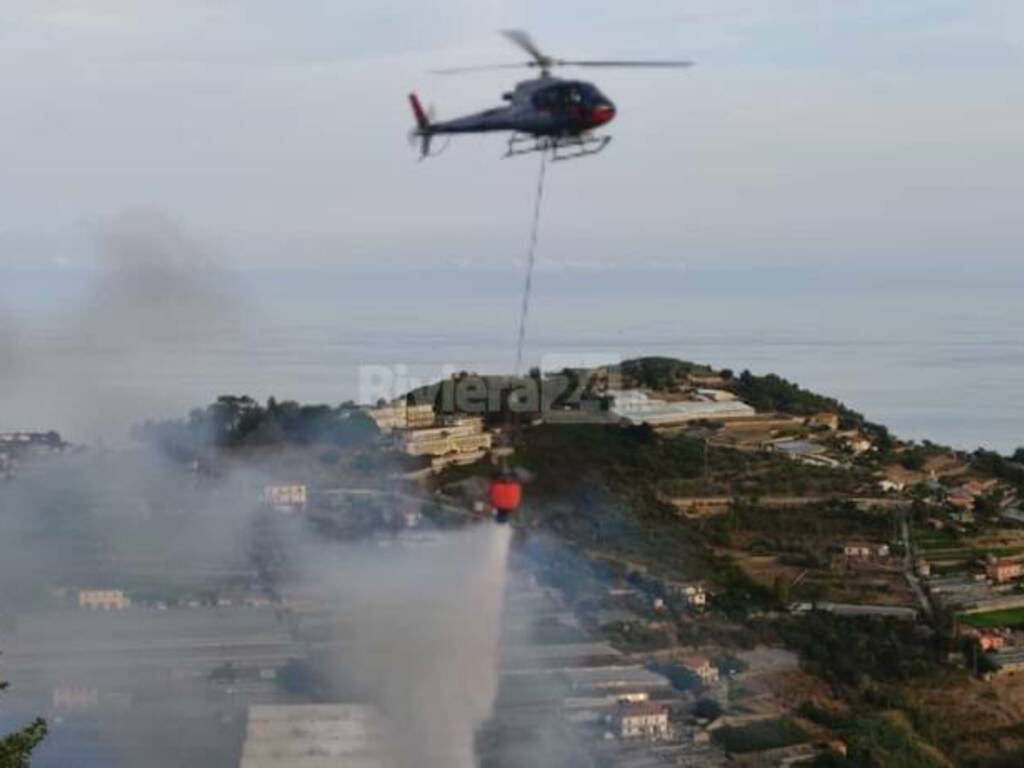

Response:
(900, 448), (927, 471)
(695, 698), (723, 720)
(0, 678), (47, 767)
(845, 711), (952, 768)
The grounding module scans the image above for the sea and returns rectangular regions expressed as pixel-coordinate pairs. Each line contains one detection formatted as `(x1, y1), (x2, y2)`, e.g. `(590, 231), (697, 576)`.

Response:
(1, 264), (1021, 454)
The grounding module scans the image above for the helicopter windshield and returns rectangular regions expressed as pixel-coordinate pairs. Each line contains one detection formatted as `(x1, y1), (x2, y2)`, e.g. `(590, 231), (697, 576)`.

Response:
(575, 83), (606, 104)
(532, 82), (606, 111)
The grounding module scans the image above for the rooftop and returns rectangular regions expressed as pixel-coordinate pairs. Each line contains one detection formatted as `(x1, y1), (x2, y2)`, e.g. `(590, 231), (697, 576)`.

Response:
(606, 390), (755, 427)
(559, 665), (672, 690)
(618, 701), (668, 718)
(771, 439), (827, 456)
(240, 704), (392, 768)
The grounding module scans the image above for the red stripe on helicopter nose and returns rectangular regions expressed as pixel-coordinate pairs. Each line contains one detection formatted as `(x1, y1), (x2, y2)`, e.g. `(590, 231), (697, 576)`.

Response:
(588, 105), (616, 128)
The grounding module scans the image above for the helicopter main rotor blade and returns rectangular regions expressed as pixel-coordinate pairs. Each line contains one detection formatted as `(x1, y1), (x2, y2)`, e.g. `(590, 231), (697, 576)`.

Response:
(555, 59), (695, 68)
(430, 62), (536, 75)
(430, 31), (694, 76)
(501, 29), (551, 68)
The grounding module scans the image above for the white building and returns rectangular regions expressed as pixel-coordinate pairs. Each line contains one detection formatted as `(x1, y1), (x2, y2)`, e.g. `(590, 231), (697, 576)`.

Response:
(402, 418), (492, 458)
(616, 701), (670, 740)
(841, 434), (873, 455)
(607, 389), (755, 428)
(78, 589), (131, 611)
(367, 401), (435, 432)
(263, 484), (308, 513)
(681, 656), (720, 686)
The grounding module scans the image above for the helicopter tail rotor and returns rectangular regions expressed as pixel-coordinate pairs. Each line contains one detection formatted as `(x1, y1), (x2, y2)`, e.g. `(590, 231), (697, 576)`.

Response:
(409, 93), (430, 131)
(408, 93), (435, 159)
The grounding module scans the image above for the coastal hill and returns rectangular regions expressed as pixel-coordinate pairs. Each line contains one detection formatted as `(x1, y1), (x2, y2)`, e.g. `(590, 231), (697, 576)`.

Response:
(131, 356), (1024, 766)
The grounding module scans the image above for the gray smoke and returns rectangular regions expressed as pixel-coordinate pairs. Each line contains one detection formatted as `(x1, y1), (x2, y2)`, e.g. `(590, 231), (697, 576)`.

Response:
(0, 447), (277, 767)
(1, 450), (515, 768)
(82, 211), (236, 343)
(1, 210), (518, 767)
(0, 210), (246, 443)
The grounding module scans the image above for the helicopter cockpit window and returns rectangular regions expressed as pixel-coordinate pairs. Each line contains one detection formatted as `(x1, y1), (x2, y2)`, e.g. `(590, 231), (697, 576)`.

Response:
(532, 84), (593, 112)
(532, 86), (561, 111)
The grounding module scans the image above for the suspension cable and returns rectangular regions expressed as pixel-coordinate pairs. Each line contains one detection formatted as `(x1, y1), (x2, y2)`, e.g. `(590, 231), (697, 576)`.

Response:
(514, 149), (548, 376)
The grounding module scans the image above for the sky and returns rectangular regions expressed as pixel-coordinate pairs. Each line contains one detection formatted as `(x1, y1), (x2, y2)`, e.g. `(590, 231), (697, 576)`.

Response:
(2, 0), (1023, 271)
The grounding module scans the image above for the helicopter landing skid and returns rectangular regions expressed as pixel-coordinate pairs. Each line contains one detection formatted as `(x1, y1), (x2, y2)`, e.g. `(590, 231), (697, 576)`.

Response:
(505, 133), (612, 162)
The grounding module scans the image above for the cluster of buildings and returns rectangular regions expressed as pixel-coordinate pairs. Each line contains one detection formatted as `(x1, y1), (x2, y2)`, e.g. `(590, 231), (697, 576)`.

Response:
(401, 416), (492, 468)
(0, 430), (65, 478)
(947, 478), (998, 512)
(368, 400), (495, 472)
(488, 570), (730, 766)
(0, 430), (64, 451)
(66, 586), (274, 612)
(919, 553), (1024, 622)
(599, 384), (879, 479)
(760, 422), (875, 469)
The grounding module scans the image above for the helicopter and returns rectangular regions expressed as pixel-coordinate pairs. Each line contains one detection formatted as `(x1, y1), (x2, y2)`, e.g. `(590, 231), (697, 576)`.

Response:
(409, 30), (693, 161)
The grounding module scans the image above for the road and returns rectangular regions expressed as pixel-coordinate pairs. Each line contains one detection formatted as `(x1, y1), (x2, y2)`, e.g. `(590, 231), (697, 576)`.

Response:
(665, 494), (914, 511)
(902, 515), (933, 619)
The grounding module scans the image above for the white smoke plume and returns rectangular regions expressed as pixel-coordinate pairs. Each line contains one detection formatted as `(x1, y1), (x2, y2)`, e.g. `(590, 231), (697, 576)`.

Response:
(285, 523), (512, 768)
